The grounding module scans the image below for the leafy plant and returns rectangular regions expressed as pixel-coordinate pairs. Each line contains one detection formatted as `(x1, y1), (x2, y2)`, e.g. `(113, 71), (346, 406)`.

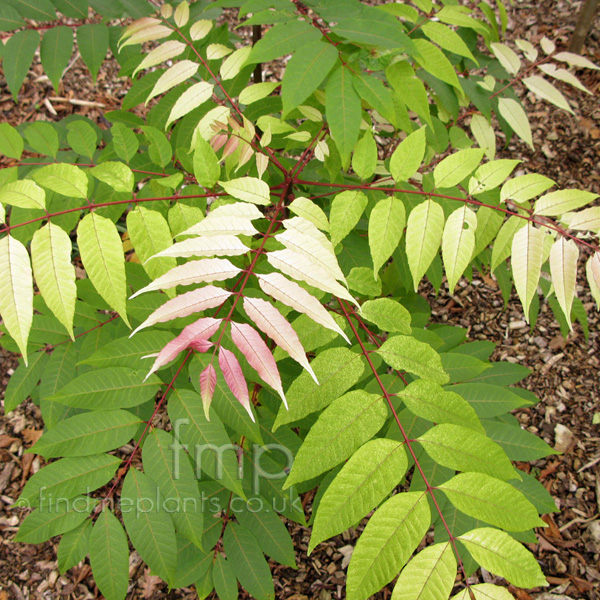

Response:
(1, 1), (599, 599)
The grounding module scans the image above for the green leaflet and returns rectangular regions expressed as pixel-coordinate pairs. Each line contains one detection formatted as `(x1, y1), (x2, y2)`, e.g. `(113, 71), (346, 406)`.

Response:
(325, 66), (361, 164)
(90, 509), (130, 600)
(67, 121), (98, 160)
(309, 438), (408, 553)
(167, 388), (245, 497)
(19, 454), (120, 508)
(127, 206), (176, 284)
(236, 506), (297, 568)
(398, 379), (484, 433)
(458, 528), (547, 588)
(90, 162), (134, 193)
(330, 190), (368, 248)
(77, 23), (109, 82)
(111, 122), (139, 163)
(281, 41), (338, 116)
(47, 367), (160, 410)
(433, 148), (485, 189)
(58, 519), (91, 574)
(16, 496), (96, 544)
(40, 342), (78, 429)
(0, 122), (23, 159)
(391, 542), (457, 600)
(248, 20), (321, 64)
(452, 583), (515, 600)
(417, 424), (517, 481)
(483, 420), (559, 461)
(33, 163), (89, 199)
(413, 38), (460, 89)
(438, 472), (545, 531)
(213, 554), (237, 600)
(450, 383), (530, 418)
(31, 223), (77, 338)
(30, 410), (141, 458)
(405, 200), (445, 291)
(173, 534), (211, 588)
(193, 136), (221, 188)
(40, 26), (73, 92)
(25, 121), (59, 158)
(142, 429), (205, 549)
(286, 390), (387, 487)
(441, 206), (477, 292)
(390, 126), (427, 183)
(347, 492), (430, 600)
(369, 195), (406, 276)
(3, 351), (49, 414)
(77, 212), (130, 326)
(121, 468), (177, 585)
(361, 298), (412, 334)
(352, 131), (377, 181)
(376, 335), (449, 384)
(224, 523), (274, 600)
(3, 29), (39, 100)
(274, 347), (365, 428)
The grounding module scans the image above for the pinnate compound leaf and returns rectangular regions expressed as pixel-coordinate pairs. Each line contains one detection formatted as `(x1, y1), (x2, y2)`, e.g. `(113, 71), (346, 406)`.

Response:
(31, 223), (76, 338)
(90, 162), (134, 193)
(131, 258), (241, 298)
(391, 542), (456, 600)
(231, 321), (287, 407)
(167, 389), (245, 496)
(438, 473), (545, 532)
(549, 237), (578, 325)
(147, 60), (199, 104)
(511, 225), (545, 319)
(458, 528), (547, 588)
(256, 273), (349, 342)
(274, 347), (365, 428)
(398, 379), (483, 433)
(369, 196), (406, 276)
(48, 367), (160, 410)
(0, 180), (46, 210)
(243, 296), (316, 383)
(347, 492), (430, 600)
(405, 200), (445, 291)
(90, 509), (129, 600)
(145, 317), (221, 379)
(0, 235), (33, 363)
(286, 390), (387, 487)
(224, 523), (274, 600)
(377, 335), (449, 384)
(390, 126), (426, 183)
(442, 206), (477, 292)
(16, 496), (96, 544)
(150, 235), (250, 259)
(122, 468), (177, 584)
(78, 213), (129, 326)
(310, 439), (408, 553)
(330, 190), (368, 247)
(31, 410), (141, 458)
(131, 286), (231, 336)
(452, 583), (515, 600)
(498, 97), (533, 149)
(417, 424), (516, 481)
(142, 429), (205, 549)
(19, 454), (120, 508)
(361, 298), (411, 335)
(219, 346), (253, 421)
(433, 148), (485, 189)
(200, 363), (217, 420)
(220, 177), (271, 205)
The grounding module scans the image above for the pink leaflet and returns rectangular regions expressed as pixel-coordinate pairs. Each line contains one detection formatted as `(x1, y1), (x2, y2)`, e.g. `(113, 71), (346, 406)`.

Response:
(144, 317), (221, 380)
(130, 286), (231, 336)
(218, 346), (254, 422)
(242, 296), (318, 384)
(230, 321), (287, 408)
(200, 363), (217, 420)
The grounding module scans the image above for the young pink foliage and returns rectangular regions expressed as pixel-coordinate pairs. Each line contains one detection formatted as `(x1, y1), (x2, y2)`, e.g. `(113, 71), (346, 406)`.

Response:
(200, 363), (217, 420)
(144, 317), (221, 380)
(242, 296), (318, 384)
(130, 286), (231, 336)
(230, 321), (287, 408)
(218, 346), (254, 422)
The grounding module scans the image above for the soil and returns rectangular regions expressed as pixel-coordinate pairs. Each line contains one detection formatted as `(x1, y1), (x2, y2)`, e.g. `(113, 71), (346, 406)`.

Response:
(1, 1), (599, 599)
